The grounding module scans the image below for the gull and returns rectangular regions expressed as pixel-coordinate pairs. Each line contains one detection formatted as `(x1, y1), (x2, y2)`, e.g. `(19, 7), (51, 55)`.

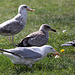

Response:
(61, 40), (75, 47)
(0, 45), (59, 67)
(0, 4), (35, 44)
(17, 24), (56, 47)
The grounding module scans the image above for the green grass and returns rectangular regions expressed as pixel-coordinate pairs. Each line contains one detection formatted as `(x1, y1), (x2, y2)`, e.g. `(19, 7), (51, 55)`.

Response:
(0, 0), (75, 75)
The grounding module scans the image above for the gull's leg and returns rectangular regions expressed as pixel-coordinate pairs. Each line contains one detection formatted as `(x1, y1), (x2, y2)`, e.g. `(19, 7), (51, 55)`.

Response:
(13, 64), (18, 70)
(13, 64), (15, 68)
(29, 64), (32, 68)
(12, 36), (14, 45)
(9, 36), (11, 44)
(29, 64), (33, 71)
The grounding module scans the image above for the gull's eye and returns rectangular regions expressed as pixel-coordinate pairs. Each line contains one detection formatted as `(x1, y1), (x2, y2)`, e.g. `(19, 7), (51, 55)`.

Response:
(45, 26), (50, 29)
(47, 26), (50, 28)
(24, 6), (27, 8)
(50, 48), (53, 49)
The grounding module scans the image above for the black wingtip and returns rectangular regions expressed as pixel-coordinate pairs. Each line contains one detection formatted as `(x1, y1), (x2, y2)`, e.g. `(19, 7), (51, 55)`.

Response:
(72, 44), (75, 47)
(16, 43), (24, 47)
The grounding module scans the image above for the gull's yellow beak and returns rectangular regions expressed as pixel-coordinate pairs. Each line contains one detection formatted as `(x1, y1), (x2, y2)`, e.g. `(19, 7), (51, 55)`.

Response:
(27, 8), (35, 11)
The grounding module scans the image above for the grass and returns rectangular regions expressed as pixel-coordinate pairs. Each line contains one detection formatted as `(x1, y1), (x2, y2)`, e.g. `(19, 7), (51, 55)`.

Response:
(0, 0), (75, 75)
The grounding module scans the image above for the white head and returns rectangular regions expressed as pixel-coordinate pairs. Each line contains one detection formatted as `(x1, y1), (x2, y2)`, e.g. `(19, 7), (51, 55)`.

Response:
(39, 24), (56, 32)
(18, 4), (35, 14)
(42, 45), (59, 55)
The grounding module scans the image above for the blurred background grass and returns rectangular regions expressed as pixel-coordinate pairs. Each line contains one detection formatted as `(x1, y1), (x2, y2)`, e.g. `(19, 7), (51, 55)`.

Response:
(0, 0), (75, 75)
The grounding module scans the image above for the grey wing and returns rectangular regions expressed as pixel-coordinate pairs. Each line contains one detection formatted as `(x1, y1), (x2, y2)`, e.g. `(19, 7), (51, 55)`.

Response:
(9, 48), (42, 59)
(0, 20), (24, 35)
(28, 34), (48, 46)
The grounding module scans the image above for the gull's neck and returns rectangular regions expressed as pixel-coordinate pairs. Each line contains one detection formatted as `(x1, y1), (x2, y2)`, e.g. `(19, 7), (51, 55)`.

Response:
(14, 10), (27, 25)
(20, 10), (27, 23)
(40, 47), (48, 58)
(40, 29), (49, 38)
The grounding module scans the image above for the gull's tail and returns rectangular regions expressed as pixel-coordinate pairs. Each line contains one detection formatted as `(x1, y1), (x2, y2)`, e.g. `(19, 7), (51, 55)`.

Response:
(16, 37), (32, 47)
(0, 49), (12, 54)
(16, 42), (24, 47)
(0, 49), (6, 54)
(0, 52), (3, 54)
(0, 49), (21, 57)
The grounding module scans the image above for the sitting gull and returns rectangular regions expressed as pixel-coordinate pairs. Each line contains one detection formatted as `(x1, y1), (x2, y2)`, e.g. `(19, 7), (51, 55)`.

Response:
(61, 40), (75, 47)
(0, 4), (35, 44)
(17, 24), (56, 47)
(0, 45), (59, 67)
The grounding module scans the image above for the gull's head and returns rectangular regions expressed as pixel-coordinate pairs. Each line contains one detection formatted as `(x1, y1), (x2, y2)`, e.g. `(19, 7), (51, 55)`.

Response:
(39, 24), (56, 32)
(18, 4), (35, 14)
(42, 45), (59, 55)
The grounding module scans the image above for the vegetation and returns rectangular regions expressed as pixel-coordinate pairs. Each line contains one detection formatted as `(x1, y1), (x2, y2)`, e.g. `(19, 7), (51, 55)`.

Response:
(0, 0), (75, 75)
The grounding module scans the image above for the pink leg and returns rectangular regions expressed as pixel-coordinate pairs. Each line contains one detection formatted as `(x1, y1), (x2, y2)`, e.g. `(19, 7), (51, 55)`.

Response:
(9, 36), (11, 44)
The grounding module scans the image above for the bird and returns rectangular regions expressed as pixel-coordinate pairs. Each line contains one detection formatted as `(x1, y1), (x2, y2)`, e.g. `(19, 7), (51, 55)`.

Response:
(16, 24), (56, 47)
(61, 40), (75, 47)
(0, 4), (35, 44)
(0, 45), (59, 68)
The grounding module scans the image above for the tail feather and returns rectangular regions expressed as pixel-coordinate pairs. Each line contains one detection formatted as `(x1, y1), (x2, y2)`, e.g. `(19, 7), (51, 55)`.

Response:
(0, 49), (21, 57)
(0, 52), (3, 54)
(16, 37), (32, 47)
(0, 49), (7, 54)
(16, 42), (24, 47)
(0, 49), (7, 52)
(16, 37), (28, 47)
(0, 49), (17, 55)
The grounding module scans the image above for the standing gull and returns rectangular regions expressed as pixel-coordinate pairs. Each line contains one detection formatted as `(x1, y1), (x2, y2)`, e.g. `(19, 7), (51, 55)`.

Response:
(61, 40), (75, 47)
(0, 4), (35, 44)
(0, 45), (59, 67)
(17, 24), (56, 47)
